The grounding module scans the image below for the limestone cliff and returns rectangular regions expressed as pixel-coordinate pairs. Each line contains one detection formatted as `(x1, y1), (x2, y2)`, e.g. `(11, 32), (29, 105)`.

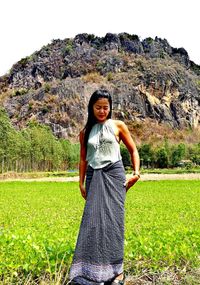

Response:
(0, 33), (200, 141)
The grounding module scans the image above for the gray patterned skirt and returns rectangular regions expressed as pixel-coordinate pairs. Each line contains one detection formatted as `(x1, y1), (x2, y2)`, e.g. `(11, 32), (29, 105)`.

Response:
(69, 160), (126, 285)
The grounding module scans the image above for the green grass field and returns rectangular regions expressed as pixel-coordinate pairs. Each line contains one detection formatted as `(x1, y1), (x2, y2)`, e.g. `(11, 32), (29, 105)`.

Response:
(0, 180), (200, 284)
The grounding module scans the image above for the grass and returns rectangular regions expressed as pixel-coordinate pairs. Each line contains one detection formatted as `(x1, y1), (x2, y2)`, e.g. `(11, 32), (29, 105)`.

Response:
(0, 181), (200, 284)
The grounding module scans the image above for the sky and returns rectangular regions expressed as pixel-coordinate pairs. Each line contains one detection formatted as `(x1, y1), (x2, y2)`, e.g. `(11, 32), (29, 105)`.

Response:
(0, 0), (199, 76)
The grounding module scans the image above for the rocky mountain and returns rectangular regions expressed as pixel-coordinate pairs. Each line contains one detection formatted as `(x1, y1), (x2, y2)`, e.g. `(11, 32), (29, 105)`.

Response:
(0, 33), (200, 142)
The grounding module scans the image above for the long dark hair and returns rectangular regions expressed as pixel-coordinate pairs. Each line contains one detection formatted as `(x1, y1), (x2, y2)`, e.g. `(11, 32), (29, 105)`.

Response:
(84, 89), (112, 148)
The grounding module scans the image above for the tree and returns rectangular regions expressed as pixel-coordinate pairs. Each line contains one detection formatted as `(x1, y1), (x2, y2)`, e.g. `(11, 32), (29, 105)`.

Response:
(189, 143), (200, 165)
(21, 122), (63, 171)
(171, 143), (186, 167)
(120, 144), (131, 168)
(60, 139), (79, 169)
(156, 148), (169, 168)
(138, 144), (154, 168)
(0, 108), (19, 172)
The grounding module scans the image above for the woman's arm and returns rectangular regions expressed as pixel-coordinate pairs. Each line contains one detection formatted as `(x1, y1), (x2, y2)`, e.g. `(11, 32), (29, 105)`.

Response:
(79, 130), (88, 199)
(117, 120), (140, 191)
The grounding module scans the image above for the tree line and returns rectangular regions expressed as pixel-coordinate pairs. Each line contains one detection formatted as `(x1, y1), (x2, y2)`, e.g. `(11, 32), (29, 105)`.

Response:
(121, 141), (200, 169)
(0, 108), (79, 173)
(0, 107), (200, 173)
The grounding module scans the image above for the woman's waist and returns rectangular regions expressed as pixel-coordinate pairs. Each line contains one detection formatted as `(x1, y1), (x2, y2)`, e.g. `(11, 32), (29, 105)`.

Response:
(87, 159), (124, 172)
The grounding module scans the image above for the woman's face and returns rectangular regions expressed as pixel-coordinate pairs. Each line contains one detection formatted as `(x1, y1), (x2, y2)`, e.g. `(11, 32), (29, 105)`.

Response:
(93, 98), (110, 123)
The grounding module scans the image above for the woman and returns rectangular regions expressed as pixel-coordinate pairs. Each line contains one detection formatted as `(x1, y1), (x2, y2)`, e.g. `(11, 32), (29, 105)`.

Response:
(69, 89), (140, 285)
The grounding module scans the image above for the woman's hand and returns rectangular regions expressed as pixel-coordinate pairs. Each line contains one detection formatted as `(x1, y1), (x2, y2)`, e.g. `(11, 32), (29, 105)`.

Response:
(124, 175), (140, 192)
(115, 120), (140, 192)
(80, 184), (87, 200)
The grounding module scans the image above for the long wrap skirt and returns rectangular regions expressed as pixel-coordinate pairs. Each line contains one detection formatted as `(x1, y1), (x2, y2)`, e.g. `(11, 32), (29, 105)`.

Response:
(69, 160), (126, 285)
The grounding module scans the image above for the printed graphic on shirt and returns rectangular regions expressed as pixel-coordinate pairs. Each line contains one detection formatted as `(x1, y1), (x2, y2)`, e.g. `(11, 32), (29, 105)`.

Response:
(97, 128), (113, 155)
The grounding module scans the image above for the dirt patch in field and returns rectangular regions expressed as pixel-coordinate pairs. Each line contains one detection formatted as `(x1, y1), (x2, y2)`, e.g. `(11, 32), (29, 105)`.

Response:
(125, 268), (200, 284)
(0, 173), (200, 182)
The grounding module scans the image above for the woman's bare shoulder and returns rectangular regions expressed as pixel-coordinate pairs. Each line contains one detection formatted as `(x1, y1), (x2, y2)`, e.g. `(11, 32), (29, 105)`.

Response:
(112, 119), (126, 129)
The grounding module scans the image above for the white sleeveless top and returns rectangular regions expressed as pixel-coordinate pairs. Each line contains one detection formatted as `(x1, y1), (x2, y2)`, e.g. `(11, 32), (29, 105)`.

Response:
(86, 119), (122, 169)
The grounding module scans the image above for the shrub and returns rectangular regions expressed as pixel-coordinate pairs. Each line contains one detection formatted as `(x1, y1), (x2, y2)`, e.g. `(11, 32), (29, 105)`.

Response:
(12, 88), (28, 97)
(82, 72), (103, 83)
(107, 72), (113, 81)
(64, 39), (74, 55)
(44, 83), (51, 93)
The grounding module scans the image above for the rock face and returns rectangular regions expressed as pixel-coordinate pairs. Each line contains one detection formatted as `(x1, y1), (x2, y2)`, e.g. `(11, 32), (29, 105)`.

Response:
(0, 33), (200, 139)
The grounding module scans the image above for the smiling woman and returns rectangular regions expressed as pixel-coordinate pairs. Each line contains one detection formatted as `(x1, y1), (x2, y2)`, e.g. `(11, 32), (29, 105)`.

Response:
(93, 98), (110, 122)
(69, 89), (140, 285)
